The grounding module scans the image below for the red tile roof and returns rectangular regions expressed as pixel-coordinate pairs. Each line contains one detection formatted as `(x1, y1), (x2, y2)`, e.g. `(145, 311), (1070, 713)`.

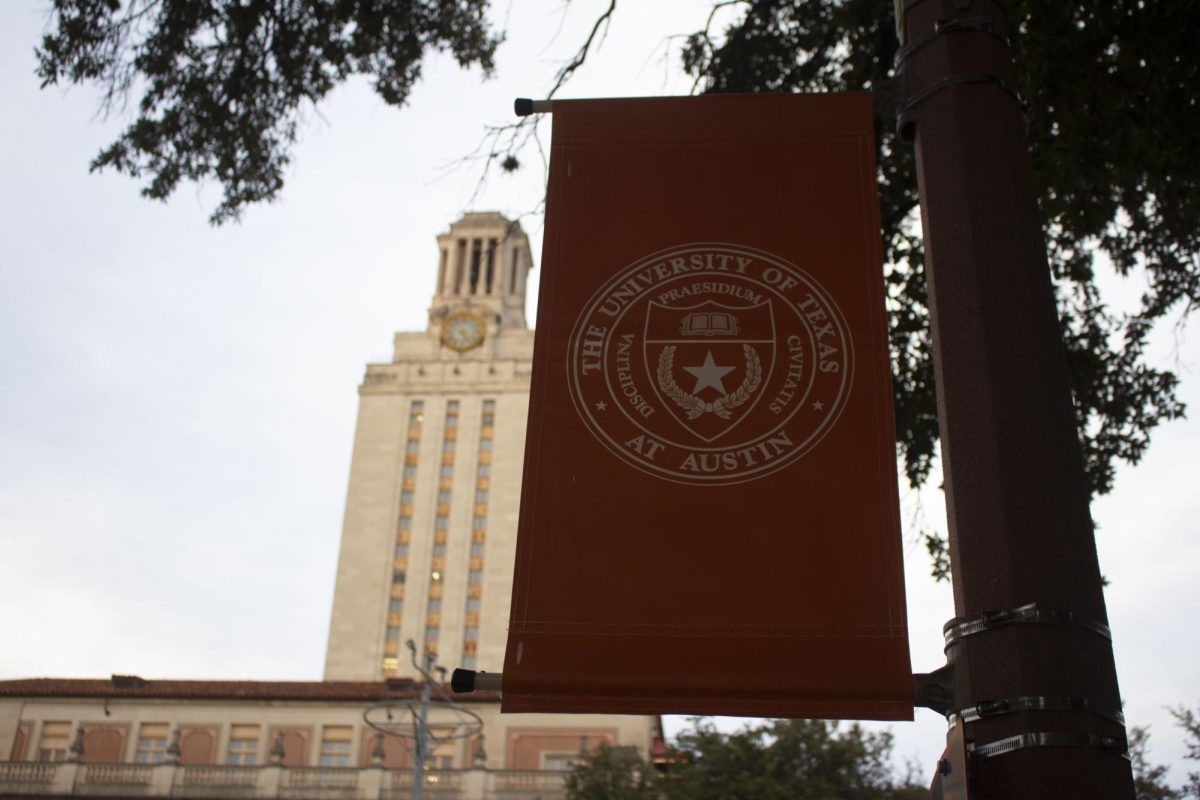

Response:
(0, 677), (500, 703)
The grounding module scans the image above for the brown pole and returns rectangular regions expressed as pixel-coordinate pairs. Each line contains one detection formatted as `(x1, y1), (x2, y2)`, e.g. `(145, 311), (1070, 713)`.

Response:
(897, 1), (1135, 796)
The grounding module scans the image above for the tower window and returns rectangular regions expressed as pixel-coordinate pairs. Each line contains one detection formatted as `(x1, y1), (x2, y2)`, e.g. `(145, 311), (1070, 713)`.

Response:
(469, 239), (482, 294)
(454, 239), (466, 294)
(485, 238), (497, 294)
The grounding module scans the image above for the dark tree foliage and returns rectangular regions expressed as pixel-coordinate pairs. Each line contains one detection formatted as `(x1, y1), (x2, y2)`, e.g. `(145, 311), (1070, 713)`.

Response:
(683, 0), (1197, 575)
(664, 719), (925, 800)
(1172, 705), (1200, 799)
(564, 744), (659, 800)
(565, 719), (925, 800)
(36, 0), (501, 224)
(1129, 726), (1184, 800)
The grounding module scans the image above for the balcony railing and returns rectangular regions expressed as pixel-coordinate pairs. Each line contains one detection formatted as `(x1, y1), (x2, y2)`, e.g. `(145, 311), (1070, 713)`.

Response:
(82, 764), (155, 784)
(0, 762), (569, 799)
(281, 767), (362, 800)
(389, 769), (463, 789)
(179, 765), (259, 787)
(285, 768), (360, 789)
(492, 770), (568, 792)
(0, 761), (57, 789)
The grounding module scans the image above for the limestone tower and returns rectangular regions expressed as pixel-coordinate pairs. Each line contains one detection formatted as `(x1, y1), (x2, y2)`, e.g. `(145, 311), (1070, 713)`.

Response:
(324, 212), (535, 680)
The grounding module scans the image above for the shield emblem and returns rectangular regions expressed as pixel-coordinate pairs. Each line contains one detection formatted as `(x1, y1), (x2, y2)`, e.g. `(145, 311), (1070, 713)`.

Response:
(643, 299), (776, 443)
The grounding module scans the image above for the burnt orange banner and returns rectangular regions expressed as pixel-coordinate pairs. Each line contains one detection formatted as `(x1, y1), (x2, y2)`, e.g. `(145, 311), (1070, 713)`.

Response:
(503, 93), (911, 720)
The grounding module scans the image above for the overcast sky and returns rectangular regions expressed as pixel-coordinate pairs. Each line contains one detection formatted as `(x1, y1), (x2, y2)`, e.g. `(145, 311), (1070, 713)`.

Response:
(1, 0), (1197, 784)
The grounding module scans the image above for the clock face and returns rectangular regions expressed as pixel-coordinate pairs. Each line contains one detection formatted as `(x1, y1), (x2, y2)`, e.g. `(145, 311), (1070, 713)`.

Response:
(442, 311), (486, 352)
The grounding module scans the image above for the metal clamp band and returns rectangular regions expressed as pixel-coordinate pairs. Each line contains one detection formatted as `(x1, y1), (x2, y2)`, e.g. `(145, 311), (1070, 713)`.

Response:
(895, 71), (1025, 141)
(969, 731), (1129, 761)
(894, 16), (1009, 69)
(949, 695), (1125, 727)
(943, 603), (1111, 649)
(895, 0), (1012, 45)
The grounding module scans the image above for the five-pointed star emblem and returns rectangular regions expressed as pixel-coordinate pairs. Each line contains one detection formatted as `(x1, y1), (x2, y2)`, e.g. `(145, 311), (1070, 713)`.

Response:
(595, 400), (608, 411)
(683, 350), (736, 394)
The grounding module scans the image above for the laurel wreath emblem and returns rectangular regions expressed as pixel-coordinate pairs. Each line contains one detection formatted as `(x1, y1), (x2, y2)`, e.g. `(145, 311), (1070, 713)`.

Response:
(657, 345), (763, 420)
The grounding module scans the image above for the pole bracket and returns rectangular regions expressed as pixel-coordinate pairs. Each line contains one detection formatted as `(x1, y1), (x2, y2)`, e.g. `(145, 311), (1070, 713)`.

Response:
(943, 602), (1111, 650)
(914, 663), (957, 715)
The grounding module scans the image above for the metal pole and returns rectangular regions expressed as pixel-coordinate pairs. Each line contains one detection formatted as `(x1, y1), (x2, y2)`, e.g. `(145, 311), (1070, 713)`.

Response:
(895, 0), (1134, 796)
(408, 642), (432, 800)
(413, 675), (429, 800)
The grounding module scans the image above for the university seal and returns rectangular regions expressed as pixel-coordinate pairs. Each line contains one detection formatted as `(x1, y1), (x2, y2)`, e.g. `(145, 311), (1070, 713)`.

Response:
(568, 243), (854, 485)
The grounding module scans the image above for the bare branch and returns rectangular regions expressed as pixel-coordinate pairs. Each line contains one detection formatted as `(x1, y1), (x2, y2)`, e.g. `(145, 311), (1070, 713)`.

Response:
(445, 0), (620, 215)
(545, 0), (616, 100)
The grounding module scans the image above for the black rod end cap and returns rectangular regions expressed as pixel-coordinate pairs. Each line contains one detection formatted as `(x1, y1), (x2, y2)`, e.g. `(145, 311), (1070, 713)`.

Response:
(450, 668), (476, 693)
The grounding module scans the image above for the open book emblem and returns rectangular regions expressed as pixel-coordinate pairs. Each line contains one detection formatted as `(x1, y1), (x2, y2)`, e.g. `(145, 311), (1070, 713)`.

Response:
(644, 300), (776, 443)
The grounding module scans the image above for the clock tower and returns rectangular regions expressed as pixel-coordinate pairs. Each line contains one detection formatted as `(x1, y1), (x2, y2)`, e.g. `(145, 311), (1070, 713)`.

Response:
(324, 212), (536, 681)
(428, 211), (534, 356)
